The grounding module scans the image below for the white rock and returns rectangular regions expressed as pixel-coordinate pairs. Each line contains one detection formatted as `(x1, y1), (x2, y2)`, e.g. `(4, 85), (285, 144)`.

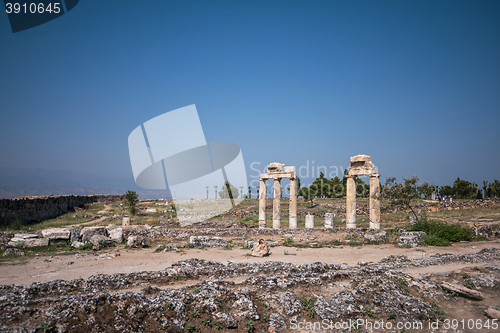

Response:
(41, 228), (70, 240)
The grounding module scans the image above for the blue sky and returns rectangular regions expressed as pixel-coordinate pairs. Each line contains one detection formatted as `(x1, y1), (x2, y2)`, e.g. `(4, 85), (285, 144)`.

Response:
(0, 0), (499, 197)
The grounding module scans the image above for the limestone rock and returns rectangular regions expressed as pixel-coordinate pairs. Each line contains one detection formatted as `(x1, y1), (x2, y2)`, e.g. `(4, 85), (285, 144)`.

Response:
(106, 226), (123, 243)
(189, 236), (227, 248)
(484, 307), (500, 320)
(441, 282), (484, 300)
(214, 312), (238, 329)
(41, 228), (70, 240)
(364, 229), (387, 243)
(90, 234), (113, 251)
(71, 241), (86, 249)
(127, 235), (146, 248)
(69, 229), (81, 242)
(244, 240), (256, 248)
(397, 235), (420, 248)
(23, 238), (49, 248)
(81, 226), (107, 242)
(3, 248), (25, 256)
(7, 237), (26, 247)
(14, 233), (38, 239)
(251, 239), (270, 257)
(473, 225), (493, 238)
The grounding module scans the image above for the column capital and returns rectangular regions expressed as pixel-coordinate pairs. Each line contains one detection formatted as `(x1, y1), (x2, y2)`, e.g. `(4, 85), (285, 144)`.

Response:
(370, 174), (381, 178)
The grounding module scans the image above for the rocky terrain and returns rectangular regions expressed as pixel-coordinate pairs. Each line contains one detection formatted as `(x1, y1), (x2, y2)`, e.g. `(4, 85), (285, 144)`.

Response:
(0, 247), (499, 332)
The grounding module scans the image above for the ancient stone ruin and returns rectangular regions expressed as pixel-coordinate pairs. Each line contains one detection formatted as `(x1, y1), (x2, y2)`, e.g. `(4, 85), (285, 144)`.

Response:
(346, 154), (381, 229)
(259, 163), (297, 229)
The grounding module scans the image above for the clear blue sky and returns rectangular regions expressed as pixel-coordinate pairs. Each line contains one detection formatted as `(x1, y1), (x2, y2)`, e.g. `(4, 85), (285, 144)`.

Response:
(0, 0), (499, 197)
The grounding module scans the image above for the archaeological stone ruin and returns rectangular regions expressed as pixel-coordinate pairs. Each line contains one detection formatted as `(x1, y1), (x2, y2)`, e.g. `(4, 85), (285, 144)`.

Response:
(346, 154), (380, 229)
(259, 163), (298, 229)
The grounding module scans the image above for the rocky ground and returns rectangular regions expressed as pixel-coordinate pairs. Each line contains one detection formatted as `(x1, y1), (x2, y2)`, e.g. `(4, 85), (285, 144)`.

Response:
(0, 245), (499, 333)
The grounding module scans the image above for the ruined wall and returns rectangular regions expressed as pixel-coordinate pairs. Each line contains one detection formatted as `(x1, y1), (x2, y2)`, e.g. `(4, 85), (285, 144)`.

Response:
(0, 194), (123, 226)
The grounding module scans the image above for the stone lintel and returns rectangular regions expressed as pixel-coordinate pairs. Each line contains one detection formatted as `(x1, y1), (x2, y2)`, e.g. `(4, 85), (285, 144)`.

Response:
(261, 172), (294, 180)
(348, 168), (377, 177)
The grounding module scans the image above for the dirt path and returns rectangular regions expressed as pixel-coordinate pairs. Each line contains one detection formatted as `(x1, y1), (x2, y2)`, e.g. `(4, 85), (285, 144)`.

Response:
(1, 241), (498, 286)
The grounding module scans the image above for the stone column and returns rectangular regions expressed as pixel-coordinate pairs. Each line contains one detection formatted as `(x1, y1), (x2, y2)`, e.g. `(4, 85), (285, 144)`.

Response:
(324, 213), (334, 228)
(305, 214), (314, 228)
(289, 178), (298, 229)
(259, 179), (267, 228)
(122, 217), (131, 227)
(346, 175), (357, 229)
(273, 178), (281, 229)
(369, 175), (381, 230)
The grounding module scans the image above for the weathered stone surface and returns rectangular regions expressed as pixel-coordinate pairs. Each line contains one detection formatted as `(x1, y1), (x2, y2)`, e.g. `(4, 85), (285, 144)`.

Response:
(189, 236), (227, 248)
(251, 239), (270, 257)
(122, 216), (131, 227)
(324, 213), (334, 228)
(81, 226), (107, 242)
(41, 228), (70, 240)
(364, 229), (387, 243)
(305, 214), (314, 228)
(69, 229), (80, 242)
(14, 233), (38, 239)
(214, 312), (238, 329)
(401, 231), (426, 238)
(23, 238), (49, 248)
(473, 225), (493, 238)
(71, 241), (86, 249)
(441, 282), (484, 300)
(106, 226), (123, 243)
(3, 248), (25, 256)
(484, 307), (500, 320)
(346, 175), (357, 228)
(90, 234), (113, 251)
(127, 235), (146, 248)
(6, 237), (26, 247)
(0, 194), (123, 227)
(397, 235), (420, 248)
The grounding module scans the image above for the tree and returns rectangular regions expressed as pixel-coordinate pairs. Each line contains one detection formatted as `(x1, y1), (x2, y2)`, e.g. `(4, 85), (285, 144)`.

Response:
(453, 178), (474, 199)
(218, 181), (239, 199)
(483, 181), (489, 199)
(124, 190), (138, 215)
(298, 184), (317, 207)
(439, 185), (454, 197)
(383, 175), (420, 220)
(329, 176), (343, 198)
(418, 181), (436, 199)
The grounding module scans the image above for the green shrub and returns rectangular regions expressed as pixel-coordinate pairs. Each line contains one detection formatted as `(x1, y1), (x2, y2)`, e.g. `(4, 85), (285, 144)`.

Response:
(422, 235), (451, 246)
(410, 218), (473, 245)
(10, 219), (23, 231)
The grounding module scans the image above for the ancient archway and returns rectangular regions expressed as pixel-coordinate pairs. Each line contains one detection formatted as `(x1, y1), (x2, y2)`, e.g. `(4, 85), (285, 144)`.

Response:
(259, 163), (298, 229)
(346, 155), (380, 229)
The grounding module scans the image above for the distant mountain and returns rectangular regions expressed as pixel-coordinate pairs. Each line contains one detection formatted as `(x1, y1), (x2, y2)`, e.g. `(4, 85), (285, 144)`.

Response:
(0, 167), (170, 199)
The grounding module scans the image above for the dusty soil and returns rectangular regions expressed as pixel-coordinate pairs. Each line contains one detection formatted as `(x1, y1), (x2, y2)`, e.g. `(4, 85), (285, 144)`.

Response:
(1, 240), (499, 286)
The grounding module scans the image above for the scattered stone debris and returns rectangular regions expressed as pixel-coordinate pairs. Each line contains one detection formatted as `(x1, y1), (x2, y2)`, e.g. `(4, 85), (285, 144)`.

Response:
(0, 248), (498, 332)
(127, 235), (146, 248)
(23, 238), (49, 248)
(189, 236), (227, 248)
(2, 248), (25, 256)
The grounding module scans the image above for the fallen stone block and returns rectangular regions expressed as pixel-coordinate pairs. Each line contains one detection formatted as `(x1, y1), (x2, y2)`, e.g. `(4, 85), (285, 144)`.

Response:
(71, 241), (87, 249)
(441, 282), (484, 300)
(90, 235), (113, 251)
(127, 235), (146, 248)
(484, 307), (500, 320)
(69, 229), (81, 242)
(23, 238), (49, 248)
(41, 228), (70, 240)
(397, 235), (420, 248)
(189, 236), (227, 248)
(14, 233), (38, 239)
(3, 248), (25, 256)
(81, 226), (107, 242)
(7, 238), (26, 247)
(106, 226), (123, 243)
(400, 231), (426, 238)
(251, 239), (270, 257)
(364, 229), (387, 243)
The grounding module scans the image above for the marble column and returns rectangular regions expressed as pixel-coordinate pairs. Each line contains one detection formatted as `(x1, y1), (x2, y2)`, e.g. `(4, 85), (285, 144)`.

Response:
(324, 213), (334, 228)
(289, 178), (298, 229)
(369, 175), (381, 230)
(346, 175), (357, 229)
(259, 179), (267, 228)
(273, 178), (281, 229)
(305, 214), (314, 228)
